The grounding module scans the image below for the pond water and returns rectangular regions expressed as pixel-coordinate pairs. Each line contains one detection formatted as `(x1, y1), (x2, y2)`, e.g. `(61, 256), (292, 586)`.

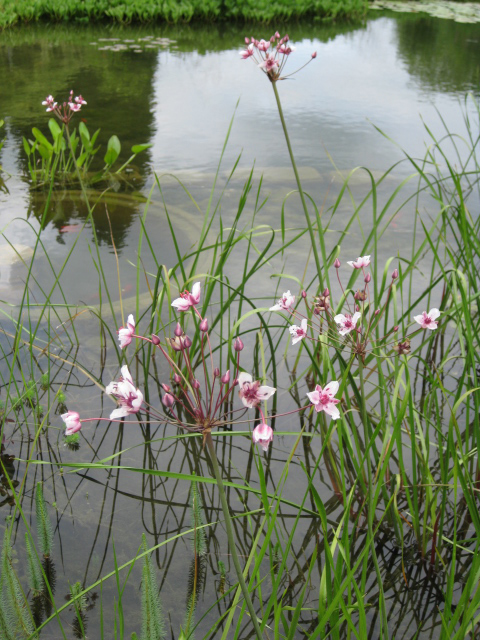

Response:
(0, 11), (479, 639)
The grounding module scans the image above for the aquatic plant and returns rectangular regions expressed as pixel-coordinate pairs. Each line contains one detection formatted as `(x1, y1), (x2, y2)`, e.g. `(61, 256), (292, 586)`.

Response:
(35, 483), (53, 559)
(140, 534), (165, 640)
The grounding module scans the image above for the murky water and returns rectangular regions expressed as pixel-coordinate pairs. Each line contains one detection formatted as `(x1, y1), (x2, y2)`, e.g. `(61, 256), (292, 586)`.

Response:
(0, 12), (479, 639)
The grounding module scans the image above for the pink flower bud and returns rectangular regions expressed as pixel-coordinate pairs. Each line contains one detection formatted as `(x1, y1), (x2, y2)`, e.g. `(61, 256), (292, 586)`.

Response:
(233, 378), (239, 386)
(311, 51), (317, 59)
(374, 309), (380, 316)
(162, 383), (171, 392)
(183, 335), (192, 348)
(162, 393), (174, 408)
(356, 305), (360, 312)
(245, 36), (250, 44)
(323, 288), (330, 297)
(151, 334), (160, 345)
(334, 258), (341, 269)
(193, 379), (200, 389)
(392, 268), (399, 280)
(174, 373), (182, 384)
(252, 422), (274, 452)
(221, 370), (230, 384)
(393, 325), (399, 332)
(234, 337), (244, 352)
(214, 367), (220, 378)
(199, 318), (208, 332)
(174, 322), (183, 337)
(364, 273), (371, 283)
(302, 290), (307, 299)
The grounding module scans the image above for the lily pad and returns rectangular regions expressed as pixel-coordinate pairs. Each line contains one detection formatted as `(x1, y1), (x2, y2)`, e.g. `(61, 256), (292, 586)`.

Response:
(369, 1), (480, 23)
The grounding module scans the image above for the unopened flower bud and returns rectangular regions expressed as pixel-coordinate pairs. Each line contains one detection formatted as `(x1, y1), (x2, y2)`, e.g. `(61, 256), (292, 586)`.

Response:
(233, 378), (239, 386)
(334, 258), (341, 269)
(199, 318), (208, 332)
(151, 334), (160, 345)
(221, 370), (230, 384)
(393, 325), (399, 332)
(323, 288), (330, 297)
(374, 309), (380, 316)
(174, 373), (182, 384)
(193, 379), (200, 389)
(302, 290), (307, 299)
(392, 268), (399, 280)
(234, 337), (244, 352)
(245, 36), (250, 44)
(364, 273), (371, 284)
(174, 322), (183, 337)
(162, 383), (171, 392)
(183, 335), (192, 349)
(162, 393), (174, 408)
(311, 51), (317, 59)
(356, 305), (360, 312)
(214, 367), (220, 378)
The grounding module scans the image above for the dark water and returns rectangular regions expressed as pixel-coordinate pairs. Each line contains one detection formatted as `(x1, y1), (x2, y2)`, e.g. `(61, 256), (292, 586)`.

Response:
(0, 13), (479, 639)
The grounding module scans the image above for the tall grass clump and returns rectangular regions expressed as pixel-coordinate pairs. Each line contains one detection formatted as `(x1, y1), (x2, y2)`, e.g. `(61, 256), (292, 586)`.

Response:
(140, 534), (165, 640)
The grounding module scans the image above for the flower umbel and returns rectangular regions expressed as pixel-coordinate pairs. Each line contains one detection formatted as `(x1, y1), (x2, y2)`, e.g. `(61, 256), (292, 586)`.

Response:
(240, 33), (315, 82)
(42, 90), (87, 124)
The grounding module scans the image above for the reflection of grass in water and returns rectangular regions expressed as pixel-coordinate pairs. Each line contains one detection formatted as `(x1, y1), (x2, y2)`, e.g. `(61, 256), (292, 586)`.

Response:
(0, 96), (479, 638)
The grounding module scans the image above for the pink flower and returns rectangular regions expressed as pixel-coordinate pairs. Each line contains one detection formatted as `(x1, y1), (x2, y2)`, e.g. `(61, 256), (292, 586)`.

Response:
(256, 39), (270, 52)
(347, 255), (371, 269)
(238, 372), (276, 409)
(252, 423), (274, 452)
(277, 44), (295, 55)
(270, 290), (295, 312)
(171, 282), (201, 312)
(118, 314), (135, 348)
(105, 365), (144, 420)
(68, 102), (82, 112)
(240, 43), (254, 59)
(334, 312), (361, 336)
(61, 410), (82, 435)
(413, 308), (440, 330)
(289, 318), (308, 345)
(306, 381), (340, 420)
(259, 53), (279, 72)
(74, 95), (87, 105)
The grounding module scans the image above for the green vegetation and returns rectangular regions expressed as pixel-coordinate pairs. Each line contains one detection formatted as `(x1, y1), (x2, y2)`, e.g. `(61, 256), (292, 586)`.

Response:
(0, 0), (367, 29)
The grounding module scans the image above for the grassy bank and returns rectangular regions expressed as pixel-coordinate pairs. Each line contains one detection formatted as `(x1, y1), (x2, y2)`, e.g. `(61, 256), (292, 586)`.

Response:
(0, 0), (367, 29)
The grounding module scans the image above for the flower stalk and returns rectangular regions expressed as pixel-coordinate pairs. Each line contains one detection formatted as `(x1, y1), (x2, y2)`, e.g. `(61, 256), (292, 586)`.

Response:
(204, 432), (263, 639)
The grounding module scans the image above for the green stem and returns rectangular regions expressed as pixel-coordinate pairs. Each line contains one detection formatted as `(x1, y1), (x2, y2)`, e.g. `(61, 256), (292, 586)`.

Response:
(358, 362), (389, 638)
(205, 432), (263, 639)
(271, 81), (324, 290)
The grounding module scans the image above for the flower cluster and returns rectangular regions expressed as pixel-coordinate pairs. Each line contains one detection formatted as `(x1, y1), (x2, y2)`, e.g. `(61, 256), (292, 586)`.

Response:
(62, 282), (278, 452)
(270, 254), (441, 361)
(42, 90), (87, 124)
(240, 33), (316, 83)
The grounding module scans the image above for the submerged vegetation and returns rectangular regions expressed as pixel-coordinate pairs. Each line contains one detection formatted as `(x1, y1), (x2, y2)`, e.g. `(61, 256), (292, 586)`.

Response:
(0, 25), (480, 640)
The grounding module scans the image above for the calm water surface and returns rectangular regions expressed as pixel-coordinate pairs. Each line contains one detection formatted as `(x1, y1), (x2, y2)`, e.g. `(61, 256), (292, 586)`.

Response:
(0, 13), (479, 639)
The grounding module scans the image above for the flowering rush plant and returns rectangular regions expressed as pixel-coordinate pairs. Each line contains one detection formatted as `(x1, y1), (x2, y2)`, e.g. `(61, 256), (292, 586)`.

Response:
(270, 254), (441, 360)
(42, 90), (87, 125)
(61, 282), (279, 451)
(240, 32), (316, 83)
